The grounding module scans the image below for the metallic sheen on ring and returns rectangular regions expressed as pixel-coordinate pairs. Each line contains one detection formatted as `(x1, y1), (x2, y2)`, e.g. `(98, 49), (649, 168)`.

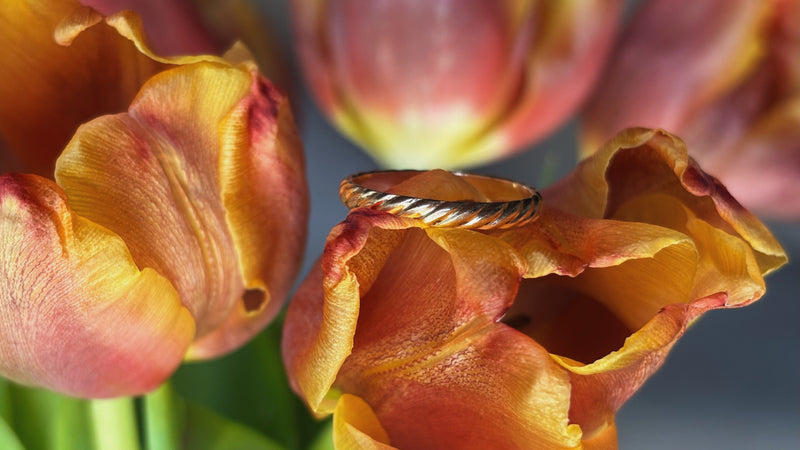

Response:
(339, 170), (542, 230)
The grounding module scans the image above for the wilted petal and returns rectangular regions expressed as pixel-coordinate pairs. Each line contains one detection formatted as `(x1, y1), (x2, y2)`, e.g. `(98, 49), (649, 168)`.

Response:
(0, 173), (194, 397)
(56, 62), (307, 359)
(557, 293), (727, 436)
(497, 207), (693, 279)
(0, 0), (222, 177)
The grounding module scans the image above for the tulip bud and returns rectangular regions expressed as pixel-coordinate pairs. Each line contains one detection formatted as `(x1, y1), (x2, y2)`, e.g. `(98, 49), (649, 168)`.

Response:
(294, 0), (622, 169)
(0, 3), (308, 397)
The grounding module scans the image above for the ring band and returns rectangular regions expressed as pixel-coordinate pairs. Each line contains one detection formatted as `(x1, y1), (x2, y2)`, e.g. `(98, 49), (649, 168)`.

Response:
(339, 170), (542, 230)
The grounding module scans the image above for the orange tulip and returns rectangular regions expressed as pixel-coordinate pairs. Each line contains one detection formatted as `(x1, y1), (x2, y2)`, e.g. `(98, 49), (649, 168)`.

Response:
(293, 0), (622, 169)
(283, 128), (786, 448)
(581, 0), (799, 220)
(0, 2), (308, 397)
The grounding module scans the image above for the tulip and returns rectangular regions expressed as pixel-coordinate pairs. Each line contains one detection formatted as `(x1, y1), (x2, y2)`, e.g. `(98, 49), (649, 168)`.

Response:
(283, 128), (786, 448)
(293, 0), (622, 169)
(581, 0), (800, 220)
(0, 2), (308, 397)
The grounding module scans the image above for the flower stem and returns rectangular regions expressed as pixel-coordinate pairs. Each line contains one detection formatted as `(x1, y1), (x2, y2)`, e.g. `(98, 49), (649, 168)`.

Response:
(88, 397), (140, 450)
(143, 382), (181, 450)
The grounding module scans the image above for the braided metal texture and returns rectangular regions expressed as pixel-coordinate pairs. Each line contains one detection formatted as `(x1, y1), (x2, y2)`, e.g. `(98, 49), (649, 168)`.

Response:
(339, 173), (542, 230)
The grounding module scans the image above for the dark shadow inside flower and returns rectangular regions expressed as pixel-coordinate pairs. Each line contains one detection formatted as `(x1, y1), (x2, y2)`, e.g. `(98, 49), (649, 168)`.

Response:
(501, 276), (631, 365)
(242, 288), (267, 313)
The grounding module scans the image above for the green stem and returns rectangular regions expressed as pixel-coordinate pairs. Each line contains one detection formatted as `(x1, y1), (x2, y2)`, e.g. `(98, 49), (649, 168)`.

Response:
(88, 397), (140, 450)
(143, 382), (181, 450)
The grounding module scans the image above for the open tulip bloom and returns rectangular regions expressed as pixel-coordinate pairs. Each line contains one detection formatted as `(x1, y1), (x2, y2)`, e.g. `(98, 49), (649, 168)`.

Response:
(0, 1), (308, 398)
(283, 128), (787, 449)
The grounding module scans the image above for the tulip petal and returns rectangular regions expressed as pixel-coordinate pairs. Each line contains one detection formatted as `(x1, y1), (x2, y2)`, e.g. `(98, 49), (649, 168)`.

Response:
(547, 128), (786, 272)
(295, 0), (535, 168)
(484, 0), (622, 163)
(555, 293), (727, 435)
(498, 207), (694, 279)
(0, 0), (222, 177)
(80, 0), (220, 55)
(580, 0), (770, 153)
(191, 69), (309, 358)
(285, 208), (593, 447)
(333, 394), (394, 450)
(284, 208), (525, 411)
(344, 324), (582, 449)
(692, 96), (800, 219)
(0, 173), (194, 397)
(283, 212), (424, 413)
(54, 62), (304, 358)
(505, 128), (787, 434)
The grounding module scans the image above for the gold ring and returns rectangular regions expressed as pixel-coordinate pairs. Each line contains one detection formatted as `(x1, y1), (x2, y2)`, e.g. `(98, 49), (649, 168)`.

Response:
(339, 170), (542, 230)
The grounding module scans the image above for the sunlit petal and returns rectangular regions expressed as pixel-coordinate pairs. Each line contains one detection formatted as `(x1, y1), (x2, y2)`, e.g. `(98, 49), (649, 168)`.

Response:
(55, 62), (306, 359)
(333, 394), (394, 450)
(0, 174), (194, 397)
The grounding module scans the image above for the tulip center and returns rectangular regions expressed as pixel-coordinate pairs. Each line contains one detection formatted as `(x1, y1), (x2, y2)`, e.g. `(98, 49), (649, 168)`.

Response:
(501, 276), (631, 365)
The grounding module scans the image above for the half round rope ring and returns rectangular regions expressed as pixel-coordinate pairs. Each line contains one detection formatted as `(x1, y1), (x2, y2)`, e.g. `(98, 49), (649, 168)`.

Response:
(339, 170), (542, 230)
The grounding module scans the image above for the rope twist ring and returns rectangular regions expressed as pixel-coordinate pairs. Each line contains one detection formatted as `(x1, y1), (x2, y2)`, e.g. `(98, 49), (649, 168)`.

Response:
(339, 170), (542, 230)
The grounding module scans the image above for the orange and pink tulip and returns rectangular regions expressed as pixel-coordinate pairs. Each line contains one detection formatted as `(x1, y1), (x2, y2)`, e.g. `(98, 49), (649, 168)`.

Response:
(0, 1), (308, 397)
(282, 128), (786, 449)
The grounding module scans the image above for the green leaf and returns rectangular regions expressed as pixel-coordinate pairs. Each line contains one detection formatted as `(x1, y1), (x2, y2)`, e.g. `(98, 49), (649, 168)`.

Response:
(0, 377), (12, 422)
(307, 419), (334, 450)
(182, 402), (285, 450)
(172, 315), (323, 449)
(144, 381), (286, 450)
(0, 414), (24, 450)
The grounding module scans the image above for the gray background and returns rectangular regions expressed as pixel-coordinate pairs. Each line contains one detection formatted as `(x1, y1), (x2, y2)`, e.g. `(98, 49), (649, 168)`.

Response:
(264, 1), (799, 448)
